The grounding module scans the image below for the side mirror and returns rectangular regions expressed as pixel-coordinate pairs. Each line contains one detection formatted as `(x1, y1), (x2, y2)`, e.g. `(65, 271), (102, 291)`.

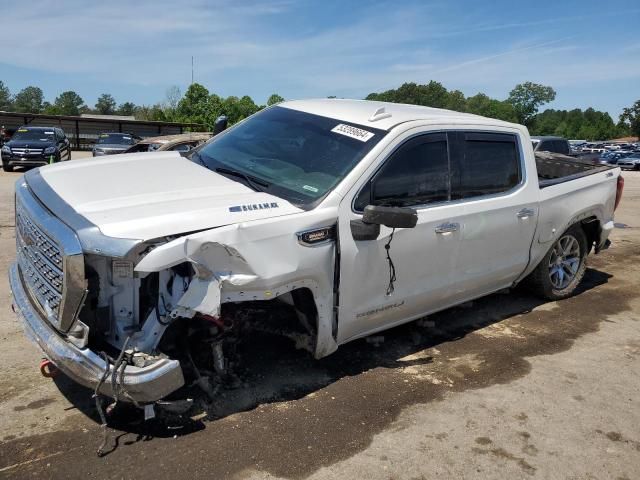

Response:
(351, 205), (418, 241)
(362, 205), (418, 229)
(213, 115), (228, 135)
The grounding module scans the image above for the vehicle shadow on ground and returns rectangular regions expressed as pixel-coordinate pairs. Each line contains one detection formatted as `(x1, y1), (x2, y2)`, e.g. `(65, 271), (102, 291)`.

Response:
(52, 267), (613, 452)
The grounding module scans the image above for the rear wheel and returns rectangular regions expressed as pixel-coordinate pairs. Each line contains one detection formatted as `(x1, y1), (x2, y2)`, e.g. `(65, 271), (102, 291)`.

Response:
(527, 225), (587, 300)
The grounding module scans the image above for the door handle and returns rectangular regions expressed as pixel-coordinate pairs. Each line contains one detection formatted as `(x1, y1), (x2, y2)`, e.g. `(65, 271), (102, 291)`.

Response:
(435, 222), (459, 234)
(517, 208), (535, 219)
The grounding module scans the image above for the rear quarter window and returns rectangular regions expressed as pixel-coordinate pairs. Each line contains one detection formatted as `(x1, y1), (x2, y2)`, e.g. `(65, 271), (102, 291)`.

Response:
(451, 133), (521, 199)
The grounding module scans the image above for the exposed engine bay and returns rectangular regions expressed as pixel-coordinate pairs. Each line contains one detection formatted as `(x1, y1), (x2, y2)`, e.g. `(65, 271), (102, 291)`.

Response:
(81, 253), (320, 406)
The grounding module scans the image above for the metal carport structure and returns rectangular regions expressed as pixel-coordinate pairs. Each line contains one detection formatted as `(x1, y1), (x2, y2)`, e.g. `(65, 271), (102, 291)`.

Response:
(0, 111), (206, 150)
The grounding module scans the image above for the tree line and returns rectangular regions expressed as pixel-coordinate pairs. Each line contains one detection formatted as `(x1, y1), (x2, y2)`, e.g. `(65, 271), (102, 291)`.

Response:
(0, 79), (638, 140)
(366, 81), (638, 140)
(0, 80), (285, 127)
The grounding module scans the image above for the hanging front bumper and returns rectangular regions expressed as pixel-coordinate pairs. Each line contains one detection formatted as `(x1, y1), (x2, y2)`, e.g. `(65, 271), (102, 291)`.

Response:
(9, 262), (184, 403)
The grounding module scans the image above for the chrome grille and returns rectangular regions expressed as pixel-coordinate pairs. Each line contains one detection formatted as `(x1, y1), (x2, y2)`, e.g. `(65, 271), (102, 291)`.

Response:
(15, 182), (86, 332)
(16, 202), (64, 322)
(11, 148), (44, 156)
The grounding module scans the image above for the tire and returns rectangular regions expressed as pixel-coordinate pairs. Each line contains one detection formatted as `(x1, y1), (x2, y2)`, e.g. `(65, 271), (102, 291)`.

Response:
(527, 224), (588, 300)
(2, 162), (13, 172)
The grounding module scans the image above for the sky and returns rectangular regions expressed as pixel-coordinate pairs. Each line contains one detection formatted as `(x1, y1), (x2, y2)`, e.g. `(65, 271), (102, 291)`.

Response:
(0, 0), (639, 119)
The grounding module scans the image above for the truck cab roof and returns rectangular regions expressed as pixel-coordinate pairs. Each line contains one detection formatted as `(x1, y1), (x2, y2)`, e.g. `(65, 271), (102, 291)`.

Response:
(280, 98), (519, 131)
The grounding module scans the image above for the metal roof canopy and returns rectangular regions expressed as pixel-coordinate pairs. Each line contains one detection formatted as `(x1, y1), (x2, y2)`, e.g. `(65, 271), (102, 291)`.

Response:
(0, 111), (206, 150)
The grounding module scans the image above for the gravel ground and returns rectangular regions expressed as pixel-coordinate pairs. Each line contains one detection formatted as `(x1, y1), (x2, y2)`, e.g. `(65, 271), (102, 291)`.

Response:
(0, 156), (639, 479)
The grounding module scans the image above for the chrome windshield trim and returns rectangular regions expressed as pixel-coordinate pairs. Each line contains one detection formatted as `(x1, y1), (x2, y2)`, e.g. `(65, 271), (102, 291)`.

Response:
(23, 169), (142, 258)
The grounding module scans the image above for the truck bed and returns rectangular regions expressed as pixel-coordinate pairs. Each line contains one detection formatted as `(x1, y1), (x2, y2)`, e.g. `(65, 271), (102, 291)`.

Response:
(536, 152), (615, 188)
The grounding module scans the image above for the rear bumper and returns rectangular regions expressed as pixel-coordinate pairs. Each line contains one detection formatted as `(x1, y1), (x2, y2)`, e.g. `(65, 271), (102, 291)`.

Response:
(596, 220), (615, 253)
(9, 262), (184, 403)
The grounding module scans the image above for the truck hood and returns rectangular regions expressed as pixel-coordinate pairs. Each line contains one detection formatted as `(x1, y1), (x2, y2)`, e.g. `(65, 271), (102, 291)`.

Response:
(33, 151), (303, 240)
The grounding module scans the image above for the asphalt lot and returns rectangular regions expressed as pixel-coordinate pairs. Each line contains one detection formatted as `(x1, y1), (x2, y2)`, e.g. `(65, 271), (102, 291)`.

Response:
(0, 155), (639, 479)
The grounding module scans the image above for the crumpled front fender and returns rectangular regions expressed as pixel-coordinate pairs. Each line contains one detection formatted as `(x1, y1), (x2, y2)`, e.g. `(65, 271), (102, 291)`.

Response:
(135, 210), (340, 358)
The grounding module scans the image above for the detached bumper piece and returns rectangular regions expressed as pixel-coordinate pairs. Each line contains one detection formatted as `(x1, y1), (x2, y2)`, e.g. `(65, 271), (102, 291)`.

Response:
(9, 263), (184, 403)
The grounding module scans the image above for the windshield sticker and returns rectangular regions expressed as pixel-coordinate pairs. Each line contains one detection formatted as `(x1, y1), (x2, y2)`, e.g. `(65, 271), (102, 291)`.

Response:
(331, 124), (375, 142)
(303, 185), (319, 193)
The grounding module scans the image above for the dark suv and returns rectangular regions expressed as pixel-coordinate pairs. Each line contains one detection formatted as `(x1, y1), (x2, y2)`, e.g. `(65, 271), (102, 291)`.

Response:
(1, 126), (71, 172)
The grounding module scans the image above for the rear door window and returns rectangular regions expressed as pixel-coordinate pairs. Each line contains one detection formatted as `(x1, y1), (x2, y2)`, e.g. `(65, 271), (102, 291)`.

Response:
(450, 132), (521, 199)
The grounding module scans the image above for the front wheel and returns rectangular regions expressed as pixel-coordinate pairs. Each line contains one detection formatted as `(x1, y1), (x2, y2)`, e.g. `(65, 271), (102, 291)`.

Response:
(527, 225), (587, 300)
(2, 162), (13, 172)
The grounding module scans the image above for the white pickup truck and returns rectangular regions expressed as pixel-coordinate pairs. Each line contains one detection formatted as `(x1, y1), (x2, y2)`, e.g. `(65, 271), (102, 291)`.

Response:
(9, 99), (625, 406)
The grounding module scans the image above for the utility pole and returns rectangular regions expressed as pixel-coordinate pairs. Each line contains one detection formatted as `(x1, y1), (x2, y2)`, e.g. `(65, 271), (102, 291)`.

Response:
(191, 56), (194, 85)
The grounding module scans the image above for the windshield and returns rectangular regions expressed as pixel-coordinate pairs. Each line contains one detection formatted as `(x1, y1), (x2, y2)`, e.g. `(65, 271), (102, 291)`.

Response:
(194, 106), (386, 208)
(97, 133), (135, 145)
(12, 128), (55, 142)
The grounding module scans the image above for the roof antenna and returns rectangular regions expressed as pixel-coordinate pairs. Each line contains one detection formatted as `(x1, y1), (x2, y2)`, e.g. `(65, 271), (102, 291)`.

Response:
(369, 106), (392, 122)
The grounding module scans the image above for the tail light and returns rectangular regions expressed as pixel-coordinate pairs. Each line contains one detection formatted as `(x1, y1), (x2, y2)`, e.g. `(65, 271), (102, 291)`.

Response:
(614, 175), (624, 211)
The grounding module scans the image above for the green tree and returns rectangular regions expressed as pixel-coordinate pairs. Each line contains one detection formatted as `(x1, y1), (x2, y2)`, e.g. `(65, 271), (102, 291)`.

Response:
(466, 93), (518, 122)
(366, 81), (451, 108)
(507, 82), (556, 126)
(53, 90), (85, 116)
(620, 100), (640, 138)
(13, 86), (44, 113)
(176, 83), (212, 125)
(42, 101), (61, 115)
(134, 104), (166, 122)
(95, 93), (117, 115)
(0, 81), (11, 111)
(445, 89), (467, 112)
(117, 102), (136, 116)
(267, 93), (284, 106)
(530, 107), (621, 140)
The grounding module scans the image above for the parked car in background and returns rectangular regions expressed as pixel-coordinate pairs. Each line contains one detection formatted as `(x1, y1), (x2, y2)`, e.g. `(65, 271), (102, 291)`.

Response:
(617, 152), (640, 170)
(123, 132), (213, 156)
(531, 136), (571, 155)
(581, 143), (607, 154)
(599, 151), (631, 164)
(92, 132), (140, 157)
(1, 126), (71, 172)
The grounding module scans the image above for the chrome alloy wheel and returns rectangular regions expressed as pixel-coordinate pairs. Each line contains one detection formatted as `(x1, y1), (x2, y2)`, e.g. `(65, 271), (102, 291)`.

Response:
(548, 234), (581, 290)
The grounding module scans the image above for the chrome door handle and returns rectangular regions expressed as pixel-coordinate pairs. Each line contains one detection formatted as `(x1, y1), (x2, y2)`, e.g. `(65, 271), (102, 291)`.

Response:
(435, 222), (459, 234)
(517, 208), (535, 219)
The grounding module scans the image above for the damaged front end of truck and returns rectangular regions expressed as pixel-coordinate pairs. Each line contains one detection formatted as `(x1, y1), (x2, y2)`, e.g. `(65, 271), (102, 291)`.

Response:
(10, 170), (338, 417)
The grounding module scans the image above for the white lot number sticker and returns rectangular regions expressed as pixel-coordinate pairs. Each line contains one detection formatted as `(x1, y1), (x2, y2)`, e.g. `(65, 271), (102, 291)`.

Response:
(331, 124), (375, 142)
